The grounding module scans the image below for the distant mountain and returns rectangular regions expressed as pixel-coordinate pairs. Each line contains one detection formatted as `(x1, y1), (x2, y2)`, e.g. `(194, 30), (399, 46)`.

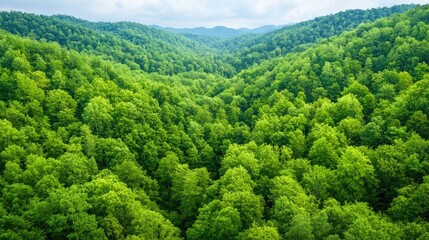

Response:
(152, 25), (284, 38)
(249, 25), (289, 34)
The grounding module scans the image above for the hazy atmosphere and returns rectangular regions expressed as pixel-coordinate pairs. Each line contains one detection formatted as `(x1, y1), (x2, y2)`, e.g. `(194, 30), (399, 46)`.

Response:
(1, 0), (428, 28)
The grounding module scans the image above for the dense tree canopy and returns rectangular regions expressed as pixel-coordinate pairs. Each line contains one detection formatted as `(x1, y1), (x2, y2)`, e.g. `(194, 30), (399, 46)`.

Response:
(1, 4), (429, 239)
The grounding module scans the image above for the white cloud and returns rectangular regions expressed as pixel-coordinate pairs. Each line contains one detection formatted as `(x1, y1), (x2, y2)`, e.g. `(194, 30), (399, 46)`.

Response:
(0, 0), (428, 28)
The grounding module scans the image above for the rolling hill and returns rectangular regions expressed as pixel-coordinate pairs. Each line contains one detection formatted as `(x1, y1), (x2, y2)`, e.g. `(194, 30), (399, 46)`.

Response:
(1, 4), (429, 240)
(153, 25), (284, 38)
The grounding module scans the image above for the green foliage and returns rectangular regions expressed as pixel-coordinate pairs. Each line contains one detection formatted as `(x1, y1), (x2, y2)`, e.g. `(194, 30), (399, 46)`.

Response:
(0, 12), (236, 76)
(238, 224), (281, 240)
(187, 200), (242, 240)
(334, 147), (378, 203)
(389, 176), (429, 221)
(225, 4), (416, 71)
(1, 4), (429, 239)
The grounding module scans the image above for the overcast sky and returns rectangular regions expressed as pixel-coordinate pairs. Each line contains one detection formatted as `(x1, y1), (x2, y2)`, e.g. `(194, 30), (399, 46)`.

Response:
(0, 0), (428, 28)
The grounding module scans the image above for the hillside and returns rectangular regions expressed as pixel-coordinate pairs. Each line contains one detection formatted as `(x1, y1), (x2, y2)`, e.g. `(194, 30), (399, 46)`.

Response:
(0, 12), (236, 76)
(0, 5), (414, 77)
(224, 4), (416, 70)
(1, 4), (429, 240)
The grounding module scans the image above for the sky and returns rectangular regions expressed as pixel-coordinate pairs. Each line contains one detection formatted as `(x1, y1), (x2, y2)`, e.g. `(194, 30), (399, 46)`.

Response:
(0, 0), (429, 28)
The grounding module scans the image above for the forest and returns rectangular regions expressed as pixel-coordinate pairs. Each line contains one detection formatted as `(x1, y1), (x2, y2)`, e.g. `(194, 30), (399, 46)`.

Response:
(0, 4), (429, 240)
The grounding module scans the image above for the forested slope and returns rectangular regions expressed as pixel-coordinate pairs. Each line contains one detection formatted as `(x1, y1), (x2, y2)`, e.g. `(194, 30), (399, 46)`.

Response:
(0, 5), (415, 77)
(224, 4), (416, 71)
(177, 5), (416, 58)
(0, 4), (429, 240)
(0, 12), (235, 76)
